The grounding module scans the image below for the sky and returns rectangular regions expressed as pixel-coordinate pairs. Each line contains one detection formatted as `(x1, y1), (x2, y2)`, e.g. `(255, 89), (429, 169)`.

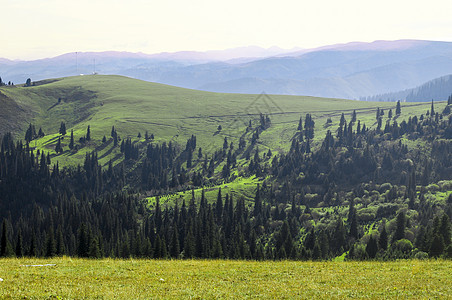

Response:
(1, 0), (452, 60)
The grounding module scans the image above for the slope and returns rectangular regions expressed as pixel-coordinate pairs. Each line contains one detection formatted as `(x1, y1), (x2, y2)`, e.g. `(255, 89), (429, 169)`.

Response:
(0, 75), (431, 168)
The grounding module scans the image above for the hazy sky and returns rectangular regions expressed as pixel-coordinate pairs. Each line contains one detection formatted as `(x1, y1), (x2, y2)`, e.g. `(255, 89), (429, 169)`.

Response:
(2, 0), (452, 60)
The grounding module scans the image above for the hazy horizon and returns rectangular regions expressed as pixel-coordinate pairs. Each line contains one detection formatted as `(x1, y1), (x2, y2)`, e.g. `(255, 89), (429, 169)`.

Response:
(0, 39), (449, 62)
(1, 0), (452, 60)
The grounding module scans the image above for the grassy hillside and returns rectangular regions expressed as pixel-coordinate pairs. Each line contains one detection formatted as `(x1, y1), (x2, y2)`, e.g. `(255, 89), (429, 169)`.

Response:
(0, 258), (450, 299)
(0, 75), (432, 168)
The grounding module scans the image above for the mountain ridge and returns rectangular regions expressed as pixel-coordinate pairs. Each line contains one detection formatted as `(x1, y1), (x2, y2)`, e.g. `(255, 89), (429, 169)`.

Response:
(2, 40), (452, 99)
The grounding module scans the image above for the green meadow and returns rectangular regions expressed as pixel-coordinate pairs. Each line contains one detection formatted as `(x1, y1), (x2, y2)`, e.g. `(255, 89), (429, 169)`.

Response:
(0, 258), (451, 299)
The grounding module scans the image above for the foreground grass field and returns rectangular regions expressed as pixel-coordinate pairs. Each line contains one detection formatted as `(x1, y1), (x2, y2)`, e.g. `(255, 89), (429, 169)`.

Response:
(0, 258), (450, 299)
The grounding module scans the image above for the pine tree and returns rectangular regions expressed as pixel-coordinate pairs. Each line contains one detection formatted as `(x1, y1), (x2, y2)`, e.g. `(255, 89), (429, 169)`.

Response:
(351, 110), (357, 123)
(1, 220), (14, 257)
(215, 188), (223, 222)
(38, 127), (45, 138)
(88, 237), (101, 258)
(77, 223), (89, 257)
(429, 234), (445, 257)
(45, 227), (57, 257)
(394, 212), (405, 241)
(348, 199), (358, 239)
(170, 226), (180, 258)
(378, 224), (388, 251)
(439, 214), (451, 246)
(28, 233), (38, 257)
(15, 231), (23, 257)
(25, 123), (36, 143)
(184, 226), (195, 258)
(253, 184), (262, 217)
(86, 125), (91, 141)
(396, 100), (401, 115)
(69, 129), (74, 150)
(431, 99), (435, 116)
(365, 236), (378, 258)
(340, 113), (346, 127)
(55, 137), (63, 153)
(59, 122), (67, 135)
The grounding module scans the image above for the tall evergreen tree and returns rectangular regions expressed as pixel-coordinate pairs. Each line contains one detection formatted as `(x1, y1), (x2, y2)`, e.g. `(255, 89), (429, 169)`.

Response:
(253, 184), (262, 217)
(351, 110), (357, 123)
(1, 220), (14, 257)
(45, 227), (57, 257)
(59, 122), (67, 135)
(86, 125), (91, 141)
(348, 199), (358, 239)
(170, 226), (180, 258)
(378, 223), (388, 251)
(365, 236), (378, 258)
(394, 212), (405, 241)
(215, 188), (223, 222)
(297, 117), (303, 131)
(429, 234), (444, 257)
(396, 100), (401, 115)
(69, 129), (74, 150)
(15, 230), (24, 257)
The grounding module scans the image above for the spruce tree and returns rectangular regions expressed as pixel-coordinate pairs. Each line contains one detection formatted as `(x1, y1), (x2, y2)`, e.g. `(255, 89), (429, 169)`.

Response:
(88, 237), (101, 258)
(215, 188), (223, 221)
(439, 214), (451, 246)
(59, 122), (66, 135)
(45, 227), (57, 257)
(86, 125), (91, 141)
(56, 226), (65, 255)
(351, 110), (357, 123)
(77, 223), (89, 257)
(0, 220), (14, 257)
(28, 233), (38, 257)
(378, 224), (388, 251)
(365, 236), (378, 258)
(69, 129), (74, 150)
(394, 212), (405, 241)
(340, 113), (346, 127)
(348, 199), (358, 239)
(429, 234), (444, 257)
(15, 231), (23, 257)
(253, 184), (262, 217)
(55, 137), (63, 153)
(170, 226), (180, 258)
(396, 100), (401, 115)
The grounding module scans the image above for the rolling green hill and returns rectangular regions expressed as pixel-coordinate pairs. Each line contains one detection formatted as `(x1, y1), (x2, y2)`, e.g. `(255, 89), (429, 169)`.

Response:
(0, 75), (432, 168)
(1, 74), (451, 263)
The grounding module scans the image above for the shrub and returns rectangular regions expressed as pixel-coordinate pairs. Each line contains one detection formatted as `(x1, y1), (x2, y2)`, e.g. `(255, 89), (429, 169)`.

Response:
(414, 251), (429, 260)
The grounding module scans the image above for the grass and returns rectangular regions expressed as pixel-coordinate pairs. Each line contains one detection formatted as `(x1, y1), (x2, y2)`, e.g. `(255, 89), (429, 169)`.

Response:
(147, 175), (262, 209)
(0, 75), (436, 168)
(0, 258), (451, 299)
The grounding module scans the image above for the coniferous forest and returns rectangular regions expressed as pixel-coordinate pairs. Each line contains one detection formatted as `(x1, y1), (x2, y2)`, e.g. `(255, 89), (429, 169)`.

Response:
(1, 98), (452, 261)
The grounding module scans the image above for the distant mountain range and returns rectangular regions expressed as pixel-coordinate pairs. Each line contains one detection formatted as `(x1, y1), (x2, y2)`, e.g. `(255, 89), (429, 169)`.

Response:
(2, 40), (452, 100)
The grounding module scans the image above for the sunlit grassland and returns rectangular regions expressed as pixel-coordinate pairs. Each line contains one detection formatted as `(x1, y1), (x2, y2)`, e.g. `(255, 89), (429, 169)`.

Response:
(147, 175), (262, 208)
(0, 258), (450, 299)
